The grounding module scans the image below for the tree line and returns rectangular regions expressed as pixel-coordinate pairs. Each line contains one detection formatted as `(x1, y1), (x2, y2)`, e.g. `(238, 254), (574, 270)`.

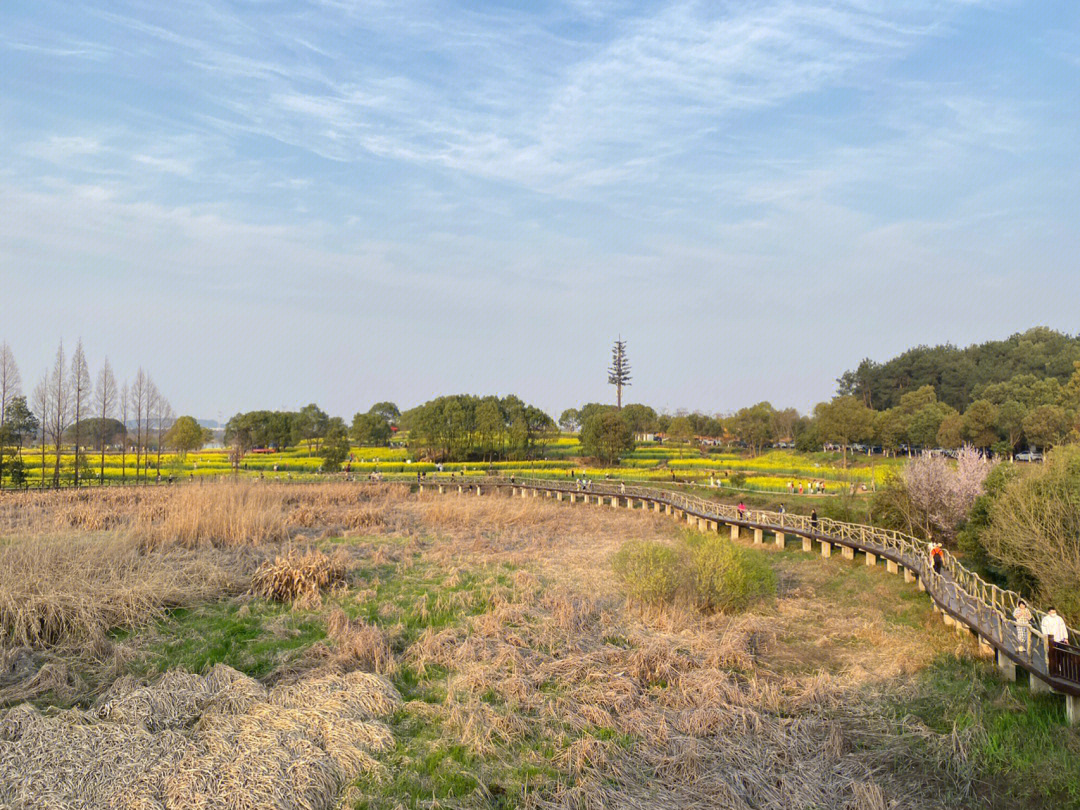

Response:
(838, 327), (1080, 412)
(223, 395), (557, 469)
(223, 402), (401, 471)
(0, 340), (177, 487)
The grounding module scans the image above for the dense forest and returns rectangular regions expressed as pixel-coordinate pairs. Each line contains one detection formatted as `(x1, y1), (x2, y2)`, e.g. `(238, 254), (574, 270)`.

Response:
(837, 327), (1080, 411)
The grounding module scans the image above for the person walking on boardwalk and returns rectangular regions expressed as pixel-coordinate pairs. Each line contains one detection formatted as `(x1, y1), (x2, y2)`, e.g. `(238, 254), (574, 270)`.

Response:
(1041, 607), (1069, 673)
(930, 542), (945, 574)
(1041, 608), (1069, 643)
(737, 501), (747, 517)
(1013, 600), (1033, 648)
(810, 509), (818, 531)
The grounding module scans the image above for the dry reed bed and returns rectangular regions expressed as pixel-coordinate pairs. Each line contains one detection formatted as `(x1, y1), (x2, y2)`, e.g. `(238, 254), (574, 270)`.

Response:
(390, 568), (970, 810)
(0, 484), (981, 808)
(0, 664), (401, 810)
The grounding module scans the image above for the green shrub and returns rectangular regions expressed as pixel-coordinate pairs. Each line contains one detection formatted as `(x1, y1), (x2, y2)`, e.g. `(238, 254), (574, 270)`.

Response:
(611, 540), (683, 606)
(612, 534), (776, 613)
(687, 534), (775, 613)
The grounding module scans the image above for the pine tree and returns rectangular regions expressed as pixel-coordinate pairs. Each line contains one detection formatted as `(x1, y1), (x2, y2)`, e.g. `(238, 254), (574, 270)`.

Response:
(608, 337), (632, 409)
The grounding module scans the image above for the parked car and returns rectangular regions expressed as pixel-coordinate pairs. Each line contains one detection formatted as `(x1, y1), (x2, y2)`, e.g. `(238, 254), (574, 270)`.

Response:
(1015, 451), (1044, 462)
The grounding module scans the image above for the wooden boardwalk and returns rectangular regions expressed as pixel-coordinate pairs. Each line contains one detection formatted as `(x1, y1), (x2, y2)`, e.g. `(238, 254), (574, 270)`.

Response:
(416, 475), (1080, 724)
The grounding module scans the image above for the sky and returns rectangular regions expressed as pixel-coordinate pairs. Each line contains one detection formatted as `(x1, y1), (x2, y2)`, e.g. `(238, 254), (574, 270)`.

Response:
(1, 0), (1078, 423)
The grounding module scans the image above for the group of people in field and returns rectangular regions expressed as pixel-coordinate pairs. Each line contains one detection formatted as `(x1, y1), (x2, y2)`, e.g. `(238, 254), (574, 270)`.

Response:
(788, 480), (827, 495)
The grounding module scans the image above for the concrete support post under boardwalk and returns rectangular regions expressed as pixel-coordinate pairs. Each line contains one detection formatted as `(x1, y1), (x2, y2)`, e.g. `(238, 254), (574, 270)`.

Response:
(917, 578), (925, 592)
(653, 501), (661, 513)
(709, 520), (718, 533)
(841, 545), (854, 561)
(439, 485), (446, 494)
(821, 541), (832, 559)
(611, 496), (619, 509)
(865, 552), (876, 567)
(997, 650), (1017, 681)
(775, 532), (785, 549)
(1030, 676), (1054, 695)
(569, 493), (577, 504)
(730, 524), (739, 541)
(903, 567), (915, 584)
(802, 536), (813, 553)
(1067, 695), (1079, 726)
(522, 488), (528, 499)
(666, 504), (673, 515)
(753, 528), (763, 545)
(886, 560), (899, 575)
(557, 491), (563, 501)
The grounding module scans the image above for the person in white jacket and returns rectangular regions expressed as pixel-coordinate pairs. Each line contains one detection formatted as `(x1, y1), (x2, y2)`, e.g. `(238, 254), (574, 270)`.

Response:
(1040, 608), (1069, 644)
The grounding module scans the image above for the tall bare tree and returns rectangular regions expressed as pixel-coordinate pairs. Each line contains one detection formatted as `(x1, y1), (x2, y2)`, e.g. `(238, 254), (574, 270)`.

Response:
(0, 343), (21, 490)
(47, 342), (71, 487)
(69, 340), (91, 487)
(0, 342), (20, 425)
(31, 376), (50, 489)
(144, 375), (158, 481)
(95, 359), (118, 485)
(130, 369), (147, 483)
(119, 381), (129, 483)
(155, 390), (172, 477)
(607, 337), (632, 410)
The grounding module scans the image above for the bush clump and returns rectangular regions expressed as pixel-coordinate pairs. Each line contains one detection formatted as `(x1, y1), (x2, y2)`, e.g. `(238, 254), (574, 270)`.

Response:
(612, 533), (775, 613)
(687, 534), (776, 613)
(252, 547), (348, 607)
(611, 540), (683, 606)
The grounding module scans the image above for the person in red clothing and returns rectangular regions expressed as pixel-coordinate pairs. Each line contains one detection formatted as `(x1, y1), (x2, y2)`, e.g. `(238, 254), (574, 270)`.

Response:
(930, 543), (945, 574)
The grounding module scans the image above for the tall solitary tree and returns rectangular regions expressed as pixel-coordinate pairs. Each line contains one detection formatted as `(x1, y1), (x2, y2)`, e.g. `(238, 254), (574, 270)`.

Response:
(608, 337), (632, 409)
(48, 342), (71, 487)
(119, 381), (129, 483)
(130, 369), (148, 483)
(31, 377), (50, 489)
(69, 340), (91, 486)
(94, 359), (118, 484)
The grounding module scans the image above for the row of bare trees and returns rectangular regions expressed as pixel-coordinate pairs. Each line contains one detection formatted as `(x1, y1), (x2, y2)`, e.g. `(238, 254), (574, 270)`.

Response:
(0, 340), (172, 488)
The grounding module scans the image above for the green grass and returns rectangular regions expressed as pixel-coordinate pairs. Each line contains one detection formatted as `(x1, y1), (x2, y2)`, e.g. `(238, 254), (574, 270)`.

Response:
(892, 656), (1080, 807)
(117, 599), (327, 679)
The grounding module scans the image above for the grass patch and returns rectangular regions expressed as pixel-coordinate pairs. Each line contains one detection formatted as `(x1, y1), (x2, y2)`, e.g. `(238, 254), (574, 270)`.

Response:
(120, 598), (326, 679)
(892, 655), (1080, 808)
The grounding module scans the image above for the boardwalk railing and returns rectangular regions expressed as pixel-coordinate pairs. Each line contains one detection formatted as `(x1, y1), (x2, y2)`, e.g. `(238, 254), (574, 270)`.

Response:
(422, 475), (1080, 702)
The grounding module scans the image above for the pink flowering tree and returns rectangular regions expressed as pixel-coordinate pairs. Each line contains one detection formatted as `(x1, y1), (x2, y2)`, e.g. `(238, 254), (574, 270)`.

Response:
(901, 445), (996, 541)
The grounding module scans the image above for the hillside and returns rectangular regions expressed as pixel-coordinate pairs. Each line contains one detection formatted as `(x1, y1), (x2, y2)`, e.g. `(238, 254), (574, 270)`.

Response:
(838, 327), (1080, 412)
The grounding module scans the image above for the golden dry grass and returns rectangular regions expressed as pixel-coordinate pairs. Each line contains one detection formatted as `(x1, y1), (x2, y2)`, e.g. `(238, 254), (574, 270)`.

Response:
(0, 483), (1017, 809)
(0, 535), (248, 650)
(251, 546), (349, 607)
(0, 664), (400, 810)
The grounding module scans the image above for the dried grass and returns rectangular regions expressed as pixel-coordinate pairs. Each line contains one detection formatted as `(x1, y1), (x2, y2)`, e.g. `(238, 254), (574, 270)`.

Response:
(251, 547), (349, 608)
(325, 608), (395, 674)
(0, 533), (248, 652)
(0, 665), (400, 810)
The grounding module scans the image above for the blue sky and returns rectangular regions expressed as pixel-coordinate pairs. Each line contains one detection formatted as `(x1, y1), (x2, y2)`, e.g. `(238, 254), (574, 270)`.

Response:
(1, 1), (1078, 422)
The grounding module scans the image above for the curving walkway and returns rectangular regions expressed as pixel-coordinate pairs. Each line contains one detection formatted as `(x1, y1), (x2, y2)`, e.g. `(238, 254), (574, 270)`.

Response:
(411, 475), (1080, 724)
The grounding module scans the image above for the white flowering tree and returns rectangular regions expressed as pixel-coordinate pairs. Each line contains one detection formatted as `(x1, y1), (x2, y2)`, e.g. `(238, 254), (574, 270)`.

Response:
(901, 446), (996, 541)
